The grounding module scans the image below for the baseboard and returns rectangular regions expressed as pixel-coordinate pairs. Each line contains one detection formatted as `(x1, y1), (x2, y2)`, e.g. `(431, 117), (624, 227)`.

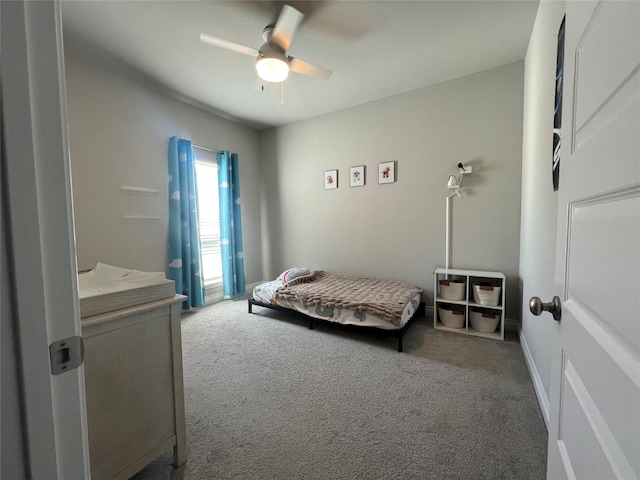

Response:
(505, 317), (519, 333)
(519, 324), (550, 429)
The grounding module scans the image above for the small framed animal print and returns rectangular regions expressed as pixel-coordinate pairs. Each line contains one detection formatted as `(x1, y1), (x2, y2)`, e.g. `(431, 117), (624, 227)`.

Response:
(349, 165), (365, 187)
(378, 161), (396, 184)
(324, 169), (338, 189)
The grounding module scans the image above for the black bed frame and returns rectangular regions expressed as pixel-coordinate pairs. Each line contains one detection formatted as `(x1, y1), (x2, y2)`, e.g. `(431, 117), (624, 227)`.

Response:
(248, 298), (425, 352)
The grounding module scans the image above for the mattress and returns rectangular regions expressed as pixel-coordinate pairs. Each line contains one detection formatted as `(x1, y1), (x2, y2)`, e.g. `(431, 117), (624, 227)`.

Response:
(253, 279), (421, 330)
(78, 263), (175, 318)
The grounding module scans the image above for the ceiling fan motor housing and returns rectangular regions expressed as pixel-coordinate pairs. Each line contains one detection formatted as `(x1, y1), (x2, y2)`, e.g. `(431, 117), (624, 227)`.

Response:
(256, 41), (289, 82)
(262, 24), (275, 42)
(258, 24), (288, 65)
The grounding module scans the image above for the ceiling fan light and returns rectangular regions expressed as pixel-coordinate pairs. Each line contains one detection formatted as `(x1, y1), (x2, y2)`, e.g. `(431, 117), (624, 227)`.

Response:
(256, 56), (289, 83)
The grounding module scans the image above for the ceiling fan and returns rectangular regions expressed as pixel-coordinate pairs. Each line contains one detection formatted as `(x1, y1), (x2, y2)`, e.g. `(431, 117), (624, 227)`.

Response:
(200, 4), (332, 84)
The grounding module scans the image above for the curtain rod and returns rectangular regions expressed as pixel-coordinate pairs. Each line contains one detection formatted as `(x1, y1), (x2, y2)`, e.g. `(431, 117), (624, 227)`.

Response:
(192, 143), (223, 153)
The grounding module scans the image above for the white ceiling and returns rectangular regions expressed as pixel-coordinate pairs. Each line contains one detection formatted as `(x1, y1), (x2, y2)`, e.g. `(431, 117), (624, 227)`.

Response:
(61, 0), (539, 131)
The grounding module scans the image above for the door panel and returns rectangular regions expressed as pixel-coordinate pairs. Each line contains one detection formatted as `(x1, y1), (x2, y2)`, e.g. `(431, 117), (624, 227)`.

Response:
(568, 195), (640, 346)
(559, 359), (615, 480)
(560, 304), (640, 475)
(559, 357), (632, 480)
(570, 1), (639, 185)
(573, 1), (640, 130)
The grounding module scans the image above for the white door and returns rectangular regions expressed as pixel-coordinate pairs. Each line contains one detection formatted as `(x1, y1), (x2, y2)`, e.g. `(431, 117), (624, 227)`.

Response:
(2, 0), (91, 478)
(542, 1), (640, 479)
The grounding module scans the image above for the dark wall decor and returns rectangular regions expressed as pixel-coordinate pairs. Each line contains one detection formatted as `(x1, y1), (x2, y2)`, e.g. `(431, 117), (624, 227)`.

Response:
(553, 15), (565, 192)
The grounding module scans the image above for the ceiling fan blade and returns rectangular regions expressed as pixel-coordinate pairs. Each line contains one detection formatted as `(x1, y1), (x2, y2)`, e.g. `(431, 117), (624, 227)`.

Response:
(200, 33), (259, 57)
(289, 57), (332, 80)
(271, 4), (304, 51)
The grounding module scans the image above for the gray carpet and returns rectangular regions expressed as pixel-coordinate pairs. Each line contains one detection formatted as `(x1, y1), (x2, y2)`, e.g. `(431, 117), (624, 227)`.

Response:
(131, 299), (547, 480)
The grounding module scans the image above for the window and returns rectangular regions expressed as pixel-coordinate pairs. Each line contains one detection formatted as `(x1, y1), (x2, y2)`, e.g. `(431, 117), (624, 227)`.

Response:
(194, 147), (222, 286)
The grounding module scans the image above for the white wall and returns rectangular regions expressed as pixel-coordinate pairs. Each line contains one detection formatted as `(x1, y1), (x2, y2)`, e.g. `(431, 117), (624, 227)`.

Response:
(519, 0), (565, 426)
(260, 62), (525, 319)
(65, 56), (263, 284)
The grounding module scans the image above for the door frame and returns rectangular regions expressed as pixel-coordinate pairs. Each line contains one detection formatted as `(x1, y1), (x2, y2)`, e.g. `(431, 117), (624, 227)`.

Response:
(2, 0), (90, 477)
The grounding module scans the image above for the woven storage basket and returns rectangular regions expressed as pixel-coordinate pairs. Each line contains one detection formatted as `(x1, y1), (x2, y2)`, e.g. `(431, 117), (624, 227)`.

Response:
(438, 304), (465, 329)
(472, 283), (501, 306)
(469, 307), (500, 333)
(438, 279), (465, 301)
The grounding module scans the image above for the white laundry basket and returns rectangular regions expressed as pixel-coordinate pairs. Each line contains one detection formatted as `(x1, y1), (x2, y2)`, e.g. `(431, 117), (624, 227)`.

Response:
(437, 304), (466, 328)
(438, 279), (465, 300)
(469, 307), (500, 333)
(472, 283), (501, 306)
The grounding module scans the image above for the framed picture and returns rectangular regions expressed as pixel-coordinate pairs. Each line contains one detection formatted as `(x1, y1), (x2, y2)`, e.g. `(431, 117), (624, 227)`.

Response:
(324, 169), (338, 189)
(349, 165), (365, 187)
(552, 15), (565, 192)
(378, 161), (396, 184)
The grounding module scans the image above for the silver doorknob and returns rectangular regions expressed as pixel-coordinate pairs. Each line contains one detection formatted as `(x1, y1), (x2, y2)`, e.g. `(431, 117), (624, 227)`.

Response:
(529, 296), (561, 321)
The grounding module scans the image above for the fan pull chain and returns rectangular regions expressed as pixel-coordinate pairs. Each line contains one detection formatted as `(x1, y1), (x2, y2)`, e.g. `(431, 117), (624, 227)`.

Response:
(281, 81), (285, 106)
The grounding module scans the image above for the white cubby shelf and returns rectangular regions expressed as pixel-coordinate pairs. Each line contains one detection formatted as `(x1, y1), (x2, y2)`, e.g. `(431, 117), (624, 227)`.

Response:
(434, 268), (505, 341)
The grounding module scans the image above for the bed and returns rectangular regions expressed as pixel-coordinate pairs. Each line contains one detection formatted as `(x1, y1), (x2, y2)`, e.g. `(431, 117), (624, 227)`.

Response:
(248, 268), (423, 352)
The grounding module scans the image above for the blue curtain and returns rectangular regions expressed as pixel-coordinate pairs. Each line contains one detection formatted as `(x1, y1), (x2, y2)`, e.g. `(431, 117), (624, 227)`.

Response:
(168, 137), (205, 309)
(217, 151), (246, 298)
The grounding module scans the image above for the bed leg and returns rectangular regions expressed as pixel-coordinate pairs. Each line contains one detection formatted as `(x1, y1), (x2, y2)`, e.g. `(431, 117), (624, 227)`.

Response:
(309, 319), (314, 330)
(248, 298), (253, 314)
(397, 335), (403, 353)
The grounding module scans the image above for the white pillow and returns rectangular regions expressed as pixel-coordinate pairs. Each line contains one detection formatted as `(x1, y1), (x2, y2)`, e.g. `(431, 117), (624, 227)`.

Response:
(277, 267), (310, 283)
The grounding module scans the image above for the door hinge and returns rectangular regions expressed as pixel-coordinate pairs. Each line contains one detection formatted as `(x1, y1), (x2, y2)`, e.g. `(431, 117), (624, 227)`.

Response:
(49, 336), (84, 375)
